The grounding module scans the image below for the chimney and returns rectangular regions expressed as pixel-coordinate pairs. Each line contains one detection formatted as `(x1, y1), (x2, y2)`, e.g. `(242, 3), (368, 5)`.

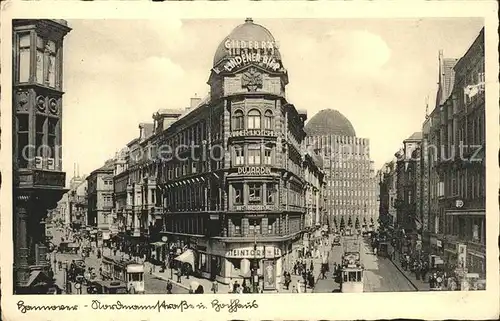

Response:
(186, 95), (202, 112)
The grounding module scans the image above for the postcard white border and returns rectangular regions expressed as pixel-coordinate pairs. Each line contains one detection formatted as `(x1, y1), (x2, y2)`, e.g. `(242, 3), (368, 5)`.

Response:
(1, 1), (499, 320)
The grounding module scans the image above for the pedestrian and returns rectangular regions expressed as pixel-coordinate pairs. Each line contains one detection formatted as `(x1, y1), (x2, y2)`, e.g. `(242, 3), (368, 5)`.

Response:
(296, 279), (302, 293)
(188, 285), (194, 294)
(228, 278), (233, 293)
(233, 280), (240, 293)
(292, 285), (298, 293)
(166, 280), (173, 294)
(176, 267), (182, 283)
(211, 280), (218, 294)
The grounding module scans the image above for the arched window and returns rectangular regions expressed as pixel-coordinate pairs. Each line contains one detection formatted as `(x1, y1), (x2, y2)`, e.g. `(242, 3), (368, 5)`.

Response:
(264, 110), (273, 129)
(233, 110), (244, 130)
(247, 109), (261, 129)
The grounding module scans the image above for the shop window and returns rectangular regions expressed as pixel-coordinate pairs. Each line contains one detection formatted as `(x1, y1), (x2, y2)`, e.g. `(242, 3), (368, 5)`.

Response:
(264, 146), (272, 165)
(249, 219), (261, 235)
(247, 109), (261, 129)
(234, 184), (243, 205)
(248, 147), (261, 165)
(234, 146), (244, 165)
(233, 110), (244, 130)
(232, 217), (242, 235)
(264, 110), (273, 129)
(248, 184), (262, 204)
(267, 183), (276, 204)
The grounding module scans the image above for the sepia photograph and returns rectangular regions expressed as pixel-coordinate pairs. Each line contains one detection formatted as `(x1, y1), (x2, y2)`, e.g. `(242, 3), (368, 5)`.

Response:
(1, 1), (499, 320)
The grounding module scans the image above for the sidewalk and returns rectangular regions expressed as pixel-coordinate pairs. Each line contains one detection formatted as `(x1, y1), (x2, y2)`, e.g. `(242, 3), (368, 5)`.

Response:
(150, 255), (324, 294)
(389, 251), (429, 291)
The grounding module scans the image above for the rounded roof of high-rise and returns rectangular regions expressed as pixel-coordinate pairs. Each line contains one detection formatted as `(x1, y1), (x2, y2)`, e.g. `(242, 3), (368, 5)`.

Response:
(304, 109), (356, 137)
(213, 18), (281, 66)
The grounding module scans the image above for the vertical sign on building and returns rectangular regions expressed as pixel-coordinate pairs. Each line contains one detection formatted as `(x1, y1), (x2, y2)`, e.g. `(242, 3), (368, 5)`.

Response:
(263, 260), (276, 290)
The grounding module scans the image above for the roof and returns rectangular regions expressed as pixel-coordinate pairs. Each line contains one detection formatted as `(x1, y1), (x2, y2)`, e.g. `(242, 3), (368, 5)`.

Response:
(305, 109), (356, 137)
(213, 18), (281, 66)
(437, 57), (458, 106)
(404, 132), (423, 142)
(90, 159), (114, 175)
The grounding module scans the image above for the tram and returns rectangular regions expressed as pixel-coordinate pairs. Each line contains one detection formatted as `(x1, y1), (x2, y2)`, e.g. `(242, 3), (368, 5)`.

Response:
(339, 237), (364, 293)
(101, 255), (145, 294)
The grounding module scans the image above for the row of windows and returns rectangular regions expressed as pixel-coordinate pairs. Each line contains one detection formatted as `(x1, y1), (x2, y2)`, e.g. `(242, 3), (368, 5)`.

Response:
(233, 144), (273, 165)
(18, 34), (59, 88)
(232, 109), (274, 130)
(233, 183), (276, 205)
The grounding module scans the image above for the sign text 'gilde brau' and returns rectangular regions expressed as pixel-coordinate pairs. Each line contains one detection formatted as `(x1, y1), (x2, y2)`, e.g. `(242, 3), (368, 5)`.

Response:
(223, 39), (281, 72)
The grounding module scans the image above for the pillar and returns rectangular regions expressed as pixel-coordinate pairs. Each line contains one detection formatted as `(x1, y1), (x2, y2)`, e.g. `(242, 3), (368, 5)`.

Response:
(262, 183), (267, 205)
(241, 258), (251, 276)
(243, 183), (249, 206)
(15, 197), (30, 287)
(228, 184), (234, 210)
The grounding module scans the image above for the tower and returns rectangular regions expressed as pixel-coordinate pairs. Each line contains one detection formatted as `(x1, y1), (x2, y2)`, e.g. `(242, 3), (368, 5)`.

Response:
(12, 19), (71, 294)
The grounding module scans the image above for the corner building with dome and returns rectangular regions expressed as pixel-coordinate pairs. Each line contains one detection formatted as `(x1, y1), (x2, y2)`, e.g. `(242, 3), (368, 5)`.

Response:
(304, 109), (379, 233)
(135, 18), (323, 291)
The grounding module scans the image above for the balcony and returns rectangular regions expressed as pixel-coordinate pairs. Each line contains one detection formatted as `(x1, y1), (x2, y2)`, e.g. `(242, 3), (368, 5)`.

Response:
(18, 169), (66, 189)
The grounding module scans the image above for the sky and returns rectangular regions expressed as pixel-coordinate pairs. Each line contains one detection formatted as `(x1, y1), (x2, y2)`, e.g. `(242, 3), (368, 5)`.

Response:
(62, 18), (483, 183)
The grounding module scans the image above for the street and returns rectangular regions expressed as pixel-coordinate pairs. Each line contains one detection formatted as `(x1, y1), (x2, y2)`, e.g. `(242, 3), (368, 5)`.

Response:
(50, 227), (188, 294)
(313, 237), (415, 293)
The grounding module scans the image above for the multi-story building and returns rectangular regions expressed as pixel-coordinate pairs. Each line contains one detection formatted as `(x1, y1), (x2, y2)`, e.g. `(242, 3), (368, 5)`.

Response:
(53, 173), (87, 228)
(86, 159), (115, 244)
(301, 148), (326, 252)
(378, 160), (398, 229)
(144, 18), (308, 290)
(68, 176), (88, 230)
(303, 149), (325, 229)
(394, 132), (422, 251)
(12, 19), (71, 294)
(304, 109), (378, 233)
(434, 28), (485, 277)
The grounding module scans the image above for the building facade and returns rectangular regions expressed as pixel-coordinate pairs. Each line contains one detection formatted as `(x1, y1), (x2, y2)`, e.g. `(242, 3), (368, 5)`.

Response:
(435, 29), (485, 277)
(394, 132), (422, 245)
(377, 160), (398, 229)
(86, 160), (115, 243)
(128, 18), (308, 290)
(304, 110), (378, 233)
(12, 19), (71, 294)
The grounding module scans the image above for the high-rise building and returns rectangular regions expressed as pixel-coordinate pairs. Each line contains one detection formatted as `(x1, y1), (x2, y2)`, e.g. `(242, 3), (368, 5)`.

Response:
(12, 19), (71, 294)
(304, 109), (378, 233)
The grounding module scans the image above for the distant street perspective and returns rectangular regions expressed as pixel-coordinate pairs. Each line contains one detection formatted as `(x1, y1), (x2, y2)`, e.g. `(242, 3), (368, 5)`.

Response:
(12, 18), (485, 294)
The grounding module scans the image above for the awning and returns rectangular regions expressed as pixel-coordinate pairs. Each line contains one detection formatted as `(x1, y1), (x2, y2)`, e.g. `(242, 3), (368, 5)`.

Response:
(174, 249), (195, 268)
(446, 210), (485, 216)
(26, 270), (50, 287)
(150, 242), (166, 247)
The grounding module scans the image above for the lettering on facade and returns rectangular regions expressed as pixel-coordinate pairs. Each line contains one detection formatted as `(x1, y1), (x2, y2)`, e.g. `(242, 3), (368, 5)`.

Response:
(223, 39), (281, 72)
(234, 205), (275, 212)
(231, 129), (275, 138)
(455, 199), (464, 208)
(226, 246), (281, 258)
(237, 167), (271, 176)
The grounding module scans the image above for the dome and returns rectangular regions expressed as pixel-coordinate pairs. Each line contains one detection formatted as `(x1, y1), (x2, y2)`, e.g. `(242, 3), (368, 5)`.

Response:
(305, 109), (356, 137)
(213, 18), (281, 66)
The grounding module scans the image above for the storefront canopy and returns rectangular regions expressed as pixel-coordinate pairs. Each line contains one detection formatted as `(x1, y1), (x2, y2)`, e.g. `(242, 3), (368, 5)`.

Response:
(174, 249), (195, 268)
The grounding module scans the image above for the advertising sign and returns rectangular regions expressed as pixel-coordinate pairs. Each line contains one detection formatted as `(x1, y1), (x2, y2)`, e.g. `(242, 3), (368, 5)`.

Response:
(222, 39), (281, 72)
(237, 166), (272, 175)
(231, 129), (275, 138)
(263, 260), (276, 290)
(457, 243), (467, 268)
(234, 204), (275, 212)
(226, 246), (281, 259)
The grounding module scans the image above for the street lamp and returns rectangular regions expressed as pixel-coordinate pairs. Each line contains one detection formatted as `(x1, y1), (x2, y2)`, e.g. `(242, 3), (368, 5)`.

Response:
(252, 222), (259, 293)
